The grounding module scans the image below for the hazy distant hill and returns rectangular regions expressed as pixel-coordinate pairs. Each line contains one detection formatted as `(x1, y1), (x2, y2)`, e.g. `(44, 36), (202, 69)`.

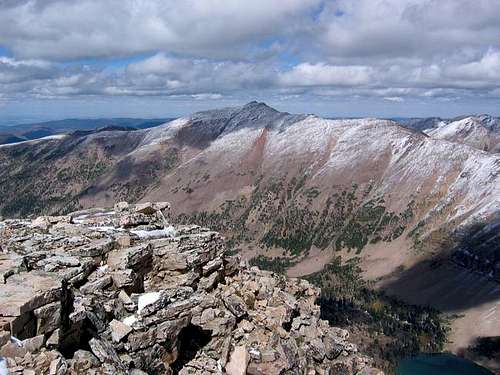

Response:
(0, 117), (172, 145)
(393, 117), (445, 132)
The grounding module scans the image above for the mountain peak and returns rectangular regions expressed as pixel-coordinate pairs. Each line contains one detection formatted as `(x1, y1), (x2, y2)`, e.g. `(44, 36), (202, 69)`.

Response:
(242, 101), (279, 112)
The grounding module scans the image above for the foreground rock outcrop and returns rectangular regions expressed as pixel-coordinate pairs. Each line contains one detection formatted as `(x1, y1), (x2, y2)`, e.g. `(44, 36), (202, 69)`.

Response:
(0, 202), (382, 374)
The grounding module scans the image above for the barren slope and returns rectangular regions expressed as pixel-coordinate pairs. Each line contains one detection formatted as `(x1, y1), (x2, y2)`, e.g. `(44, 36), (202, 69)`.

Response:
(0, 103), (498, 362)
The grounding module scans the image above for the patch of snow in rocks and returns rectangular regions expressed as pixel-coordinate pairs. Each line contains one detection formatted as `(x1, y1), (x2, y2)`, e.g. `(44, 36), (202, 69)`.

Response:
(0, 134), (68, 148)
(122, 315), (137, 327)
(97, 265), (109, 273)
(137, 292), (161, 314)
(0, 357), (7, 375)
(72, 214), (88, 224)
(138, 118), (190, 149)
(10, 336), (22, 347)
(94, 211), (115, 217)
(130, 226), (176, 239)
(88, 226), (123, 233)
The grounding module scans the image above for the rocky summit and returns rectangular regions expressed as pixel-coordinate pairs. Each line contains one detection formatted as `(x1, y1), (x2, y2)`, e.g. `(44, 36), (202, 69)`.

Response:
(0, 202), (381, 375)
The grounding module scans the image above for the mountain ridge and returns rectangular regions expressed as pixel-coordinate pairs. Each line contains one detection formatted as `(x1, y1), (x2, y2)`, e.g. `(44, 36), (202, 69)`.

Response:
(0, 118), (172, 146)
(0, 102), (498, 362)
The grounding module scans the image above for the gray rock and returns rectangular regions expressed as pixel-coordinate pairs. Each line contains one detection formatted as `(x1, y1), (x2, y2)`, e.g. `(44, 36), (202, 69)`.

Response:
(0, 341), (27, 359)
(0, 202), (382, 375)
(22, 335), (44, 353)
(70, 350), (100, 372)
(114, 202), (129, 213)
(80, 275), (112, 294)
(109, 320), (132, 343)
(223, 294), (247, 319)
(89, 338), (127, 373)
(46, 329), (59, 348)
(0, 332), (10, 347)
(134, 202), (157, 215)
(34, 302), (61, 335)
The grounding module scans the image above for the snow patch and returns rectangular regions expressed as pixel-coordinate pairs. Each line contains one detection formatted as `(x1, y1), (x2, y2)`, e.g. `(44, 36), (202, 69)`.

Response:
(94, 211), (115, 217)
(0, 134), (67, 148)
(10, 336), (22, 347)
(97, 265), (109, 273)
(130, 226), (175, 239)
(72, 214), (88, 224)
(138, 118), (190, 149)
(0, 357), (7, 375)
(122, 315), (137, 326)
(137, 292), (161, 314)
(88, 225), (123, 233)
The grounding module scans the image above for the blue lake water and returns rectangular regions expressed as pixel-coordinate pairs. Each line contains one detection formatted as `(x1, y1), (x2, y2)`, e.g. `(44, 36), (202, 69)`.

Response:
(397, 353), (494, 375)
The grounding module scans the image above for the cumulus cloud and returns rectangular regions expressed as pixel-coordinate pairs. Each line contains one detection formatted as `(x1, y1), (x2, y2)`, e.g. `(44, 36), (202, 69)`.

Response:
(0, 0), (321, 60)
(0, 57), (54, 84)
(319, 0), (500, 60)
(279, 63), (373, 87)
(0, 0), (500, 110)
(445, 50), (500, 83)
(384, 97), (404, 103)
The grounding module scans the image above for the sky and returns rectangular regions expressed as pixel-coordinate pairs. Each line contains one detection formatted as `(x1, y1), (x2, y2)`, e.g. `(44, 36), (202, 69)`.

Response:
(1, 0), (500, 123)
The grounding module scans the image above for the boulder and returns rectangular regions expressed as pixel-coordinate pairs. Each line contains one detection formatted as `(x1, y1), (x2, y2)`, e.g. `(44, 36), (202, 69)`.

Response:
(134, 202), (157, 215)
(70, 350), (100, 372)
(225, 346), (249, 375)
(46, 330), (59, 348)
(0, 332), (10, 347)
(31, 217), (51, 231)
(89, 338), (126, 372)
(109, 320), (132, 343)
(0, 341), (27, 359)
(34, 302), (61, 335)
(223, 294), (247, 319)
(79, 275), (112, 294)
(22, 335), (44, 353)
(114, 202), (129, 213)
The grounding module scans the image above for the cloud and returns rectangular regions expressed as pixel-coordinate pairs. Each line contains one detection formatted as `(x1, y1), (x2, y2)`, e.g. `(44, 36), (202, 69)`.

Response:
(0, 57), (54, 84)
(445, 50), (500, 83)
(279, 63), (373, 87)
(1, 0), (500, 111)
(384, 97), (404, 103)
(0, 0), (321, 60)
(319, 0), (500, 60)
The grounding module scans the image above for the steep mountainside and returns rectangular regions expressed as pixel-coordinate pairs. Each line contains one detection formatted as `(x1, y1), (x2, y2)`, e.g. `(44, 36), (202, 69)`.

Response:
(0, 103), (498, 274)
(0, 103), (498, 363)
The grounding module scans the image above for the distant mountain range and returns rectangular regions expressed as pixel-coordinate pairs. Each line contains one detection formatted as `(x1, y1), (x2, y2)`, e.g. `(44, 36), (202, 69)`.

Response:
(0, 118), (172, 146)
(0, 102), (498, 361)
(396, 115), (500, 153)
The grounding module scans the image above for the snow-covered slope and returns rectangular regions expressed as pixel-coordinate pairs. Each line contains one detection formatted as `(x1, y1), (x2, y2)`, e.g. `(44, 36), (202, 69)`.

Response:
(0, 102), (498, 277)
(425, 115), (500, 153)
(134, 103), (499, 226)
(1, 102), (497, 363)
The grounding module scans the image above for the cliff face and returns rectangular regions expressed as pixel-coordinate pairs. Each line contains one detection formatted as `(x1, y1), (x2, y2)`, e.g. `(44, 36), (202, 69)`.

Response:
(0, 202), (382, 375)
